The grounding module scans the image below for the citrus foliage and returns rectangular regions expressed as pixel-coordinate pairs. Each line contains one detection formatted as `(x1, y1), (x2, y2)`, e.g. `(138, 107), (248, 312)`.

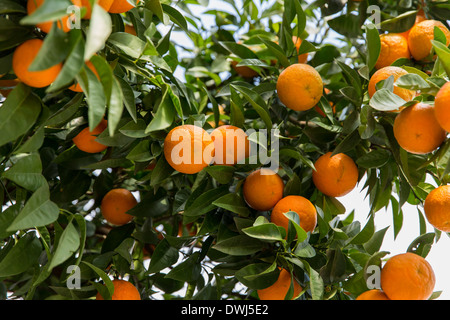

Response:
(0, 0), (449, 300)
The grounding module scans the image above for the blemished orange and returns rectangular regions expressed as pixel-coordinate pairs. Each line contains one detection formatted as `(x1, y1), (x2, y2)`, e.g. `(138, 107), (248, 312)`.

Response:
(271, 195), (317, 234)
(108, 0), (139, 13)
(211, 125), (250, 166)
(368, 66), (416, 103)
(276, 63), (323, 111)
(424, 185), (450, 232)
(375, 33), (411, 70)
(100, 188), (138, 226)
(78, 0), (114, 19)
(0, 78), (20, 97)
(312, 152), (359, 198)
(96, 279), (140, 300)
(163, 125), (215, 174)
(292, 36), (308, 64)
(230, 60), (258, 78)
(68, 60), (98, 92)
(257, 269), (302, 300)
(433, 81), (450, 132)
(393, 102), (446, 154)
(12, 39), (63, 88)
(356, 289), (390, 300)
(408, 20), (450, 61)
(380, 252), (435, 300)
(243, 168), (284, 211)
(72, 118), (108, 153)
(27, 0), (81, 34)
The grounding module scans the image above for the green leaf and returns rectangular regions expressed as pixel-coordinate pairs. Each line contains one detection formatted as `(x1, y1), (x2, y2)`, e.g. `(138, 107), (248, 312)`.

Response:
(145, 0), (164, 22)
(2, 153), (47, 192)
(212, 234), (265, 256)
(369, 88), (408, 112)
(365, 24), (381, 71)
(356, 149), (391, 169)
(84, 4), (112, 61)
(212, 193), (250, 217)
(363, 226), (389, 255)
(242, 223), (284, 242)
(431, 40), (450, 77)
(48, 219), (80, 270)
(204, 165), (236, 184)
(0, 232), (42, 277)
(145, 84), (176, 133)
(7, 183), (60, 232)
(407, 233), (435, 258)
(161, 4), (190, 34)
(148, 239), (179, 274)
(183, 185), (229, 217)
(165, 252), (201, 282)
(235, 263), (279, 290)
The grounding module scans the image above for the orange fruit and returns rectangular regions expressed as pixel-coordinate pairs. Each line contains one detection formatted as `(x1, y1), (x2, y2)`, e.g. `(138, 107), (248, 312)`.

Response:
(433, 81), (450, 132)
(178, 222), (196, 237)
(424, 185), (450, 232)
(393, 102), (446, 154)
(243, 168), (284, 211)
(368, 66), (416, 103)
(314, 88), (335, 117)
(0, 78), (20, 97)
(100, 188), (138, 226)
(380, 252), (435, 300)
(400, 10), (426, 39)
(78, 0), (114, 19)
(312, 152), (359, 198)
(12, 39), (63, 88)
(124, 24), (136, 35)
(27, 0), (81, 34)
(375, 33), (411, 70)
(68, 60), (98, 92)
(356, 289), (390, 300)
(72, 118), (108, 153)
(257, 269), (302, 300)
(408, 20), (450, 61)
(230, 60), (258, 78)
(271, 195), (317, 234)
(108, 0), (139, 13)
(211, 125), (250, 166)
(96, 279), (141, 300)
(292, 36), (308, 64)
(163, 125), (215, 174)
(276, 63), (323, 111)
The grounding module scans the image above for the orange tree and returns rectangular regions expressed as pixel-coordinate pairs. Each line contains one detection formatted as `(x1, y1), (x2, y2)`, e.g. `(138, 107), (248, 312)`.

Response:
(0, 0), (449, 300)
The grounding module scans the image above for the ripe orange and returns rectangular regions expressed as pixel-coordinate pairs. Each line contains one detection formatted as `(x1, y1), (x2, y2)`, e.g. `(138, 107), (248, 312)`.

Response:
(163, 125), (215, 174)
(408, 20), (450, 61)
(211, 125), (250, 166)
(368, 66), (416, 103)
(380, 252), (435, 300)
(393, 102), (446, 155)
(400, 10), (426, 39)
(276, 63), (323, 111)
(27, 0), (81, 34)
(230, 60), (258, 78)
(96, 279), (141, 300)
(0, 78), (20, 97)
(375, 33), (411, 70)
(124, 24), (137, 35)
(242, 168), (284, 211)
(78, 0), (114, 19)
(424, 185), (450, 232)
(68, 60), (98, 92)
(100, 188), (138, 226)
(72, 118), (108, 153)
(312, 152), (359, 198)
(292, 36), (308, 64)
(433, 81), (450, 132)
(257, 269), (302, 300)
(108, 0), (139, 13)
(271, 195), (317, 234)
(356, 289), (390, 300)
(12, 39), (63, 88)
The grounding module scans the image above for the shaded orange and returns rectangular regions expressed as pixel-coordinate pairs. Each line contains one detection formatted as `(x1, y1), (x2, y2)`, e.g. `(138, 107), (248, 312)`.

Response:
(108, 0), (139, 13)
(276, 63), (323, 111)
(271, 195), (317, 234)
(96, 279), (141, 300)
(100, 188), (137, 226)
(78, 0), (114, 19)
(292, 36), (308, 64)
(356, 289), (390, 300)
(380, 252), (435, 300)
(124, 24), (137, 35)
(230, 60), (258, 78)
(393, 102), (446, 154)
(72, 118), (108, 153)
(408, 20), (450, 61)
(211, 125), (250, 166)
(312, 152), (359, 198)
(257, 269), (302, 300)
(424, 185), (450, 232)
(163, 125), (215, 174)
(12, 39), (63, 88)
(243, 168), (284, 211)
(433, 81), (450, 132)
(0, 78), (20, 97)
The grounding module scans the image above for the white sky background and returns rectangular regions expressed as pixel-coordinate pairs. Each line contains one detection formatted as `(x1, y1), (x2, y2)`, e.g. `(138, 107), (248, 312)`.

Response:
(162, 0), (450, 300)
